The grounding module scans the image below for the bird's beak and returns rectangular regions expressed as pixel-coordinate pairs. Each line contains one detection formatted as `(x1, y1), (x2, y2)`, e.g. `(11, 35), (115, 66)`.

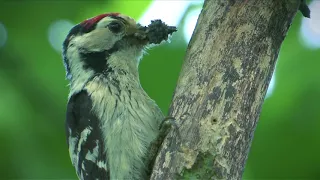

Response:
(117, 15), (176, 45)
(133, 24), (148, 41)
(123, 23), (149, 45)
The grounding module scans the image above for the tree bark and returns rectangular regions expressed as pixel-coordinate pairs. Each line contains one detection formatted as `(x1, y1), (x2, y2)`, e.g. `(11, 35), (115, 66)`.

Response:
(150, 0), (301, 179)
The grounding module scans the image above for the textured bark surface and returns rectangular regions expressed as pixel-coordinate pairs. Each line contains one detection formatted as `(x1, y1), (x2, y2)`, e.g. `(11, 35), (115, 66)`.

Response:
(150, 0), (300, 179)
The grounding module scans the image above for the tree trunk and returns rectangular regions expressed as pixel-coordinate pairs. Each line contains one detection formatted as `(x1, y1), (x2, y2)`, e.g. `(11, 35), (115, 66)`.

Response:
(150, 0), (301, 179)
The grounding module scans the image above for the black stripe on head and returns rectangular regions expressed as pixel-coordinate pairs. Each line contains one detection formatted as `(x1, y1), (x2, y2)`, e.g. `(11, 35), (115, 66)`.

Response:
(79, 44), (119, 74)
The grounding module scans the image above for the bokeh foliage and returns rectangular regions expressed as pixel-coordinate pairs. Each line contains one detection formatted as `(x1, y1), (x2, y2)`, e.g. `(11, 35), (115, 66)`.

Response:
(0, 0), (319, 179)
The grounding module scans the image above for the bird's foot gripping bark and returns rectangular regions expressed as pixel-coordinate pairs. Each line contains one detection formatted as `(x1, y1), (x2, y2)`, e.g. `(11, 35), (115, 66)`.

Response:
(145, 116), (179, 177)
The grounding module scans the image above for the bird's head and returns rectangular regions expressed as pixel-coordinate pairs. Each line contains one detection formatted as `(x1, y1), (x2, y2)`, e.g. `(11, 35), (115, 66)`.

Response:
(62, 13), (157, 90)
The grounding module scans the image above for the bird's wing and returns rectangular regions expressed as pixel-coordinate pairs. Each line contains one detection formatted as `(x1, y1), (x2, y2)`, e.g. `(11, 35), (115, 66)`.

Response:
(66, 90), (109, 180)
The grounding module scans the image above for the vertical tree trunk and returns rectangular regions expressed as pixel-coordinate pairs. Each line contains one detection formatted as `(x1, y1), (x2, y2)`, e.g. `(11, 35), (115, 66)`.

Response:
(150, 0), (301, 179)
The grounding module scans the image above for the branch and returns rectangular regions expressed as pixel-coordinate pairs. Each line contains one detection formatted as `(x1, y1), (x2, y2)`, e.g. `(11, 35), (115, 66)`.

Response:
(150, 0), (301, 179)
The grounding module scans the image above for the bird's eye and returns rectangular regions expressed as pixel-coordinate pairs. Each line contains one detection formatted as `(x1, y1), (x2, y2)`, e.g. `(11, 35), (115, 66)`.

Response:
(107, 21), (123, 33)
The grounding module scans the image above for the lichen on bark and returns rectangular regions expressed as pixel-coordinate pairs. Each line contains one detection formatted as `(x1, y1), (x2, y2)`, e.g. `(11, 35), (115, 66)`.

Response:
(150, 0), (301, 179)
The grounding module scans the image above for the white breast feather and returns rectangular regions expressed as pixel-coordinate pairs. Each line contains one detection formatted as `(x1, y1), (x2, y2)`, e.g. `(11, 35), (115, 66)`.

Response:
(68, 41), (164, 179)
(85, 73), (164, 180)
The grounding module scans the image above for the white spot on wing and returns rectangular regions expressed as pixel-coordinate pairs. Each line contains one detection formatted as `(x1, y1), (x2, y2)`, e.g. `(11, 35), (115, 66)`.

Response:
(85, 140), (99, 162)
(82, 162), (85, 171)
(97, 160), (107, 170)
(68, 136), (78, 166)
(77, 126), (92, 153)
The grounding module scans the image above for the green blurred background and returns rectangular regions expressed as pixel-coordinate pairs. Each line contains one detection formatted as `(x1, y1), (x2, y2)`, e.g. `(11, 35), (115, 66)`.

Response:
(0, 0), (319, 179)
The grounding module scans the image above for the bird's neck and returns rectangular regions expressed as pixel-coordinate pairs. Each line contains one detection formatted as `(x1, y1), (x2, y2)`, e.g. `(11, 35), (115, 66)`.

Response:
(68, 50), (143, 98)
(106, 47), (143, 78)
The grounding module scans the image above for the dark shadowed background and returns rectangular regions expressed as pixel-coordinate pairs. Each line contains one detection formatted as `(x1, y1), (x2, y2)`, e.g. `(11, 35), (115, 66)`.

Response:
(0, 0), (319, 179)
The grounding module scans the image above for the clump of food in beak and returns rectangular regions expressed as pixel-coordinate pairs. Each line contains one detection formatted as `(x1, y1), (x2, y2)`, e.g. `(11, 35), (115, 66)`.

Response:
(135, 19), (177, 45)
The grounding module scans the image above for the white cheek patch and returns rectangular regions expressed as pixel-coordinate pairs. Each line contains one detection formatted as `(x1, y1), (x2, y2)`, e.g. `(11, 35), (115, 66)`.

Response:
(73, 16), (125, 52)
(65, 41), (95, 96)
(77, 29), (118, 51)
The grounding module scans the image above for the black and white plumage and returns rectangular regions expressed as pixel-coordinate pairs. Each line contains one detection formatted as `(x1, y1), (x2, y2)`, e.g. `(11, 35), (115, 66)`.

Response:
(66, 90), (109, 179)
(62, 13), (175, 180)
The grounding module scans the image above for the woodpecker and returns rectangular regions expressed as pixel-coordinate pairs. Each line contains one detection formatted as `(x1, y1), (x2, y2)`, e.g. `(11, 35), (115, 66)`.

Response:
(62, 13), (176, 180)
